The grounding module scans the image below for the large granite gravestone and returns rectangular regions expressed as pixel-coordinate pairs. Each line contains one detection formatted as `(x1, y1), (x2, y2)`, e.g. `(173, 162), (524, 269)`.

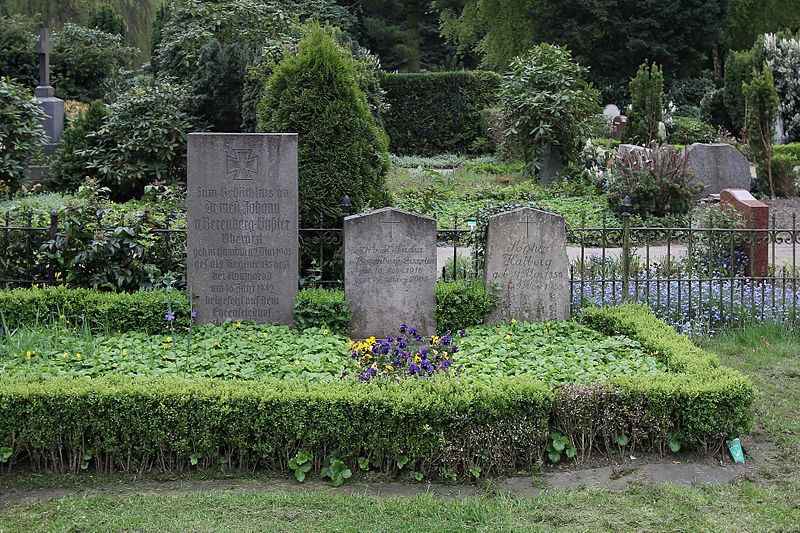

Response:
(344, 207), (437, 338)
(684, 143), (750, 197)
(187, 133), (298, 325)
(484, 207), (570, 323)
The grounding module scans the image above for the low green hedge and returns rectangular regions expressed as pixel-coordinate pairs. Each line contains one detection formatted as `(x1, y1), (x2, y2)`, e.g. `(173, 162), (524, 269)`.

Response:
(0, 287), (190, 333)
(0, 304), (753, 478)
(381, 71), (501, 156)
(0, 376), (551, 478)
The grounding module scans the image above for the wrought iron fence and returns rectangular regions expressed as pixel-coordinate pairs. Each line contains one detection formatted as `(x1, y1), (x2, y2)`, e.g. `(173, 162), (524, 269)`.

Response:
(2, 205), (799, 333)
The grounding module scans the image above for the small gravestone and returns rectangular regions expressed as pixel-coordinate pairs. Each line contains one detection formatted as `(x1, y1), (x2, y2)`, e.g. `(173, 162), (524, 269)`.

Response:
(684, 143), (750, 197)
(617, 143), (648, 158)
(187, 133), (298, 325)
(611, 115), (627, 141)
(484, 207), (570, 323)
(603, 104), (620, 118)
(344, 207), (437, 338)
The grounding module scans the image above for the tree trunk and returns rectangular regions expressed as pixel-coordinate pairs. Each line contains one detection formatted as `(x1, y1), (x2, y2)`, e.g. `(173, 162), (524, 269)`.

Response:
(405, 5), (421, 73)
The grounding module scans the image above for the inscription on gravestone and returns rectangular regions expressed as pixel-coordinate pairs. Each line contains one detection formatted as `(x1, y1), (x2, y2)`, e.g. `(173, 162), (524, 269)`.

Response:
(484, 207), (570, 323)
(344, 208), (437, 339)
(187, 133), (298, 325)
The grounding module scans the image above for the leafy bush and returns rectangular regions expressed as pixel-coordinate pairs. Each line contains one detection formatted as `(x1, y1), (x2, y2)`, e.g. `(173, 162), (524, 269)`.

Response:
(666, 116), (716, 144)
(622, 61), (664, 145)
(500, 44), (601, 178)
(434, 279), (498, 334)
(294, 288), (352, 335)
(0, 286), (189, 333)
(763, 32), (800, 143)
(257, 25), (390, 226)
(607, 143), (699, 218)
(0, 77), (46, 194)
(0, 15), (37, 88)
(380, 71), (501, 156)
(773, 143), (800, 164)
(51, 23), (138, 102)
(666, 77), (715, 109)
(43, 181), (186, 290)
(80, 81), (199, 201)
(87, 4), (126, 37)
(45, 100), (108, 191)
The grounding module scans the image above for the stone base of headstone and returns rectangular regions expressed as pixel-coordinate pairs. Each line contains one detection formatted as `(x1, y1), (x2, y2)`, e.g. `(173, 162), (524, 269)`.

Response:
(34, 94), (64, 142)
(539, 144), (562, 185)
(720, 188), (769, 278)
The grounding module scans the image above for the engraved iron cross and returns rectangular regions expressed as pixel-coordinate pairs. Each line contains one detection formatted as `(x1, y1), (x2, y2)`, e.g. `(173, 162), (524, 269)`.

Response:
(226, 149), (258, 180)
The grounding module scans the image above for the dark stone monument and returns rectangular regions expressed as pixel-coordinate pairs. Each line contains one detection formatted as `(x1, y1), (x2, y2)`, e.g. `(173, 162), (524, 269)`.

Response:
(187, 133), (299, 326)
(611, 115), (627, 141)
(484, 206), (570, 323)
(344, 207), (437, 339)
(33, 28), (63, 158)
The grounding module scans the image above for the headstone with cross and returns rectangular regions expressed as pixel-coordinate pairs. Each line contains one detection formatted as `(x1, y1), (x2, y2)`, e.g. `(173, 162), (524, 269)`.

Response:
(484, 206), (570, 323)
(26, 27), (64, 183)
(344, 207), (437, 338)
(186, 133), (299, 326)
(35, 27), (54, 97)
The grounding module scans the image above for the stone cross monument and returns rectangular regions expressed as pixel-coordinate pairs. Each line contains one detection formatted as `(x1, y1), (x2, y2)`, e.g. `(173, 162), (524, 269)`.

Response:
(33, 28), (64, 157)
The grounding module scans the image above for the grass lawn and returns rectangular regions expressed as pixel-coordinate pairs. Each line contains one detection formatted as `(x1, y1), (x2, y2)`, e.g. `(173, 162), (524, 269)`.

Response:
(1, 323), (799, 532)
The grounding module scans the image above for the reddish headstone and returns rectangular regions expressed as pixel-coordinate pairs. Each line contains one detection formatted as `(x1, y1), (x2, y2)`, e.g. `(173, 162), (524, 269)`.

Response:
(720, 188), (769, 277)
(612, 115), (627, 141)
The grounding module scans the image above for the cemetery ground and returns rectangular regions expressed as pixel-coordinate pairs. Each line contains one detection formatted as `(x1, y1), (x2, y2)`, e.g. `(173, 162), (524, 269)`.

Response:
(0, 324), (798, 531)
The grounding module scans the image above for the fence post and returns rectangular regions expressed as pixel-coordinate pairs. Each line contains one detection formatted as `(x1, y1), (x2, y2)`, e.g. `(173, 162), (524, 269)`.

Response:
(48, 211), (58, 285)
(621, 195), (632, 303)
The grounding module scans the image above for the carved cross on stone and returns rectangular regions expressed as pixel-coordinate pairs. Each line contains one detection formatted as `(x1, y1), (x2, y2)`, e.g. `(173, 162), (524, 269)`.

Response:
(382, 210), (400, 239)
(35, 28), (52, 89)
(520, 215), (535, 239)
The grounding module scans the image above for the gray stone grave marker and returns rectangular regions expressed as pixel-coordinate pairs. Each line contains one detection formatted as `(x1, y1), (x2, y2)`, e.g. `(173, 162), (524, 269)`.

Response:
(484, 206), (570, 323)
(187, 133), (298, 325)
(684, 143), (751, 197)
(344, 207), (437, 338)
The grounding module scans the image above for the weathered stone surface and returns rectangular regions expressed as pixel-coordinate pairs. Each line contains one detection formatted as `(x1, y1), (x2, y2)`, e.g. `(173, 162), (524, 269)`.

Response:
(345, 207), (437, 338)
(685, 143), (751, 197)
(484, 207), (570, 323)
(187, 133), (298, 326)
(617, 143), (648, 158)
(603, 104), (620, 117)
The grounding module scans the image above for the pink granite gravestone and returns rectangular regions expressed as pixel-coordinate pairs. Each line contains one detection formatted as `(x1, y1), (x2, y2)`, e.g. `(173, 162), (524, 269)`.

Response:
(720, 188), (769, 278)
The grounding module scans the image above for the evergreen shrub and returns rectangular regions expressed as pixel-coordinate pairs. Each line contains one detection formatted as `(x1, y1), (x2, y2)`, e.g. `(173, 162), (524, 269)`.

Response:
(666, 116), (716, 145)
(622, 61), (664, 145)
(380, 71), (501, 156)
(257, 25), (390, 226)
(45, 100), (107, 192)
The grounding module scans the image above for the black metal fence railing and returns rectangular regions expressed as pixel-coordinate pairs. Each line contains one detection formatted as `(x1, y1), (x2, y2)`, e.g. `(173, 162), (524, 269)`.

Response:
(2, 206), (799, 333)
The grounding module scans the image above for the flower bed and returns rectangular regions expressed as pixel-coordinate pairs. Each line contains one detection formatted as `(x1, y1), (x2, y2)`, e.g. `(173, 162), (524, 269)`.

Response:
(0, 305), (753, 479)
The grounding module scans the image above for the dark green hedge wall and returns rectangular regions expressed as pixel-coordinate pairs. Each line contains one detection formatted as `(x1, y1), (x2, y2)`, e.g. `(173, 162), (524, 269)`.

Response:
(380, 71), (501, 156)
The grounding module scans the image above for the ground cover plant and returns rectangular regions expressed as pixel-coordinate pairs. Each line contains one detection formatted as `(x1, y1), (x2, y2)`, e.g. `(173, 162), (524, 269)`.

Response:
(0, 322), (794, 531)
(0, 302), (752, 482)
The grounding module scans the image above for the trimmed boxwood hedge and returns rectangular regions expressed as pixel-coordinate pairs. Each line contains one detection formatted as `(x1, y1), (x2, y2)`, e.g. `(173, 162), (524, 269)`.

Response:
(381, 71), (501, 156)
(0, 304), (753, 478)
(0, 286), (190, 333)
